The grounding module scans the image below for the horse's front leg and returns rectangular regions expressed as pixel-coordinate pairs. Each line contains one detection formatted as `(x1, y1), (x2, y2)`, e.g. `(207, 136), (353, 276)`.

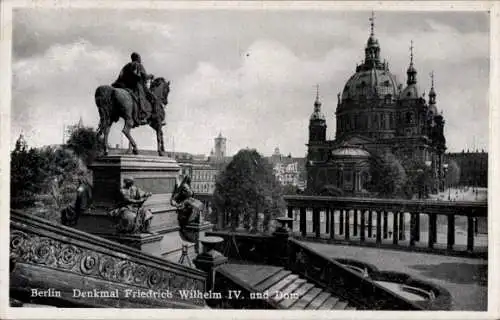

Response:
(122, 120), (138, 154)
(154, 124), (165, 156)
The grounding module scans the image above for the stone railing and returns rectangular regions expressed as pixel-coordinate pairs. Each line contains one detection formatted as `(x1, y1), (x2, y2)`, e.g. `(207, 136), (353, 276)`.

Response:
(284, 195), (487, 257)
(287, 239), (423, 310)
(10, 209), (207, 308)
(206, 230), (426, 310)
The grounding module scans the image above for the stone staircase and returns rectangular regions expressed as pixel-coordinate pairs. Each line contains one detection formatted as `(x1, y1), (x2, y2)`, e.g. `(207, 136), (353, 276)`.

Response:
(219, 264), (356, 310)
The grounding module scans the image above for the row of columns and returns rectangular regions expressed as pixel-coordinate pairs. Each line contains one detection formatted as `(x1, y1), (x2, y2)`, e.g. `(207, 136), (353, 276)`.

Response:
(287, 206), (476, 252)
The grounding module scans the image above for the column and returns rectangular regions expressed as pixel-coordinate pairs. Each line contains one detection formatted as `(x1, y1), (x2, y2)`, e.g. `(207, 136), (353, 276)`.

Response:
(467, 215), (474, 252)
(415, 213), (421, 241)
(393, 211), (399, 245)
(368, 211), (373, 238)
(326, 208), (330, 234)
(313, 208), (321, 238)
(410, 213), (416, 247)
(300, 207), (307, 237)
(344, 210), (350, 240)
(287, 206), (294, 219)
(428, 213), (437, 249)
(339, 210), (344, 235)
(447, 214), (455, 250)
(383, 211), (388, 239)
(329, 209), (336, 240)
(399, 212), (405, 240)
(353, 209), (358, 237)
(360, 209), (366, 242)
(376, 211), (382, 244)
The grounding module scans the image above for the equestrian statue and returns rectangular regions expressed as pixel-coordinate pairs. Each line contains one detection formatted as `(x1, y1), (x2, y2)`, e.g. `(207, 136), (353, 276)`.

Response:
(95, 52), (171, 156)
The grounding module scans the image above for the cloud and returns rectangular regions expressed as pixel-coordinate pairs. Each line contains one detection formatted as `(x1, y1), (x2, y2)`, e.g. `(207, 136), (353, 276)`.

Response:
(10, 10), (490, 157)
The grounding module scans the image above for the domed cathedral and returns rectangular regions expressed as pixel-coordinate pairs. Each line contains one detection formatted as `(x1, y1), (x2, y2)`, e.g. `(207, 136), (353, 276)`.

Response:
(306, 13), (446, 197)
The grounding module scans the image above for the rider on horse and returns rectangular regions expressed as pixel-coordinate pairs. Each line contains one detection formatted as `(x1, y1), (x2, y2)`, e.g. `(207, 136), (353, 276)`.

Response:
(112, 52), (159, 126)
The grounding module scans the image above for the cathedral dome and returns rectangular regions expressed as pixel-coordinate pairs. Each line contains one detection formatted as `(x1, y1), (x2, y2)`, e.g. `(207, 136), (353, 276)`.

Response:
(341, 68), (400, 101)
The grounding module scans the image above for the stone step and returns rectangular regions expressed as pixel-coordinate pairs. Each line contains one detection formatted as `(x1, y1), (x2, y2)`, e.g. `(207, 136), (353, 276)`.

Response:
(290, 287), (323, 309)
(279, 282), (314, 309)
(332, 300), (349, 310)
(265, 274), (299, 297)
(270, 278), (307, 303)
(318, 296), (340, 310)
(255, 269), (291, 291)
(306, 291), (331, 310)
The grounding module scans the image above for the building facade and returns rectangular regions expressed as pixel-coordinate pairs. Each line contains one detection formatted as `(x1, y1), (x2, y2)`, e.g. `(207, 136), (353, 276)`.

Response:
(307, 16), (446, 196)
(445, 151), (488, 187)
(267, 147), (306, 189)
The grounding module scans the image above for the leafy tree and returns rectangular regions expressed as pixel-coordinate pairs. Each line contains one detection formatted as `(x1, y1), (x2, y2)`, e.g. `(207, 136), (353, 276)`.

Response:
(11, 137), (87, 221)
(445, 160), (461, 187)
(282, 184), (300, 195)
(367, 152), (407, 198)
(65, 126), (104, 166)
(403, 158), (436, 199)
(213, 149), (285, 232)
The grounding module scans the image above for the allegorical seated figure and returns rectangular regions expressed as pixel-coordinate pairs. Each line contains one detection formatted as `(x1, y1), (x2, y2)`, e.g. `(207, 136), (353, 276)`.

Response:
(170, 175), (204, 242)
(109, 177), (154, 234)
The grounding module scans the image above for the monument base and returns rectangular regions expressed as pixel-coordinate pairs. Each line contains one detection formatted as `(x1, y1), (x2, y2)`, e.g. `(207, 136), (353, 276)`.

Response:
(74, 154), (205, 261)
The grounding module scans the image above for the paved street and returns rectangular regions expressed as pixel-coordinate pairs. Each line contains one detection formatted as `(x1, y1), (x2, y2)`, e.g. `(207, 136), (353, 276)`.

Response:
(301, 241), (487, 311)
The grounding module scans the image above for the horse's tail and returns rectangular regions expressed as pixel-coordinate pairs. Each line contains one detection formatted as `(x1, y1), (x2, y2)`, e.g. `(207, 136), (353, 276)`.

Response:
(95, 85), (114, 135)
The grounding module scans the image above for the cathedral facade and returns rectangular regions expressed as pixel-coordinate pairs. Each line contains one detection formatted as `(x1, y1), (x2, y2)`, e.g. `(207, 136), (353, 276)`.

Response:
(306, 17), (446, 197)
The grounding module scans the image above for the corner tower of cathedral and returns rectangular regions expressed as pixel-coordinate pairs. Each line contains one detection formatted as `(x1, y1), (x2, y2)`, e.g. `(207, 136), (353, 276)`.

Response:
(306, 12), (447, 197)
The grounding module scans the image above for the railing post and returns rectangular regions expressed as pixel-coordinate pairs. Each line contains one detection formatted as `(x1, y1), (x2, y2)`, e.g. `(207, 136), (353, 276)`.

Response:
(339, 209), (344, 235)
(383, 211), (388, 239)
(329, 209), (335, 240)
(194, 237), (227, 293)
(376, 210), (382, 244)
(300, 207), (307, 237)
(368, 210), (373, 238)
(393, 211), (399, 245)
(344, 209), (350, 240)
(447, 214), (455, 250)
(353, 209), (358, 237)
(313, 208), (321, 238)
(428, 213), (437, 249)
(467, 215), (475, 252)
(399, 212), (405, 241)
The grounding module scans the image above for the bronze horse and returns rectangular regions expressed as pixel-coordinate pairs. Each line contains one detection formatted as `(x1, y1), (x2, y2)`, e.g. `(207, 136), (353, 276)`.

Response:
(94, 78), (171, 156)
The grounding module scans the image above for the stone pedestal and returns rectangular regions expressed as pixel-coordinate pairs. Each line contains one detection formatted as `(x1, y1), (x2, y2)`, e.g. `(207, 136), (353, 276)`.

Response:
(193, 236), (227, 291)
(74, 155), (196, 260)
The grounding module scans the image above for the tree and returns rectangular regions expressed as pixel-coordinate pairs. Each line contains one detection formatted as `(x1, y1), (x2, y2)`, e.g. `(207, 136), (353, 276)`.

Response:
(65, 126), (104, 166)
(445, 159), (461, 187)
(11, 137), (87, 221)
(213, 149), (286, 232)
(403, 158), (436, 199)
(367, 152), (407, 198)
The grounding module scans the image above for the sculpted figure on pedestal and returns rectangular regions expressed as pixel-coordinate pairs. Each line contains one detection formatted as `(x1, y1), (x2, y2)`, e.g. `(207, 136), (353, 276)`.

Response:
(108, 177), (154, 234)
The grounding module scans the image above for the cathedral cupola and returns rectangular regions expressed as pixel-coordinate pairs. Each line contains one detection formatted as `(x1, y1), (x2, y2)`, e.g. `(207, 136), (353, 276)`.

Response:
(309, 85), (327, 143)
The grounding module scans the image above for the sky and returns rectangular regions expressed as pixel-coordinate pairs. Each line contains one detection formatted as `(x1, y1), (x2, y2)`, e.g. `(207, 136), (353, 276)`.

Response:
(10, 8), (490, 157)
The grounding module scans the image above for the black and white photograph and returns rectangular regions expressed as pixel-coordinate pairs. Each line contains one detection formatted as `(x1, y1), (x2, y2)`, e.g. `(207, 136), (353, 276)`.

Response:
(1, 0), (497, 318)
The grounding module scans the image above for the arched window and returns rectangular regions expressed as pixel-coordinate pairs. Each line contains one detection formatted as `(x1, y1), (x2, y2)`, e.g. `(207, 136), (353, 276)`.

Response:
(406, 112), (413, 124)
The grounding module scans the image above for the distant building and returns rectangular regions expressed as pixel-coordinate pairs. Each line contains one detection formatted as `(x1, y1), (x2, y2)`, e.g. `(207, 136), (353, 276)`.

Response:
(267, 147), (306, 189)
(445, 150), (488, 187)
(306, 14), (446, 196)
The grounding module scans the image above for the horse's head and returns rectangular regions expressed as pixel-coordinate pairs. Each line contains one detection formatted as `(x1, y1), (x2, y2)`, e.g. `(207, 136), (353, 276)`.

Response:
(150, 77), (171, 106)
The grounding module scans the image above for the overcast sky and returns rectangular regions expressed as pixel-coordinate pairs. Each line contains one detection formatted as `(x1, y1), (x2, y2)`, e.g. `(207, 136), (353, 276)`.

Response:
(10, 8), (489, 157)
